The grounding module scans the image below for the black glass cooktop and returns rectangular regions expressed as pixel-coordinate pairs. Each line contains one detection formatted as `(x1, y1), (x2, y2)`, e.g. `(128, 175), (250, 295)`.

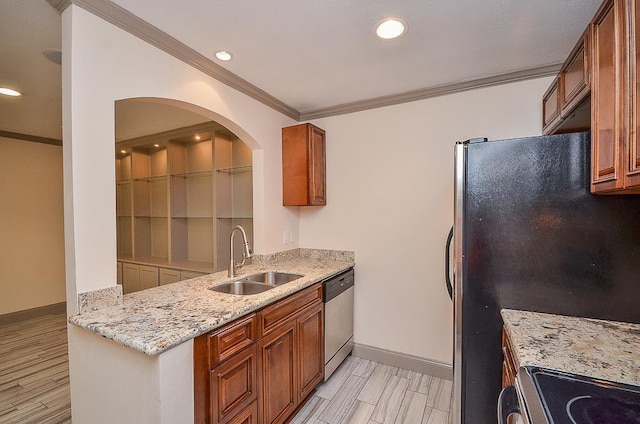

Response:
(523, 367), (640, 424)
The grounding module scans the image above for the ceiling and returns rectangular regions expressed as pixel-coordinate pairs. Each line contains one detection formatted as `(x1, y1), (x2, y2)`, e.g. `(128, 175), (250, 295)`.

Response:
(1, 0), (603, 141)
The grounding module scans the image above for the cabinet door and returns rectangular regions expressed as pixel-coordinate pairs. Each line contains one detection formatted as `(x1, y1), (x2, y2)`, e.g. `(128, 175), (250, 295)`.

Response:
(258, 320), (297, 424)
(159, 268), (181, 285)
(592, 0), (626, 193)
(542, 77), (561, 135)
(122, 263), (141, 294)
(501, 329), (517, 388)
(308, 125), (326, 206)
(117, 262), (123, 286)
(181, 270), (208, 280)
(140, 265), (159, 290)
(282, 123), (326, 206)
(561, 28), (591, 117)
(211, 345), (258, 424)
(627, 0), (640, 188)
(297, 303), (324, 402)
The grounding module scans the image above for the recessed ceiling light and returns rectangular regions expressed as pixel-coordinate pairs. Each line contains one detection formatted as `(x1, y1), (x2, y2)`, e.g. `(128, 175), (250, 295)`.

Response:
(194, 134), (201, 141)
(0, 87), (22, 97)
(215, 51), (233, 61)
(120, 150), (127, 154)
(43, 49), (62, 65)
(375, 18), (407, 40)
(153, 143), (160, 147)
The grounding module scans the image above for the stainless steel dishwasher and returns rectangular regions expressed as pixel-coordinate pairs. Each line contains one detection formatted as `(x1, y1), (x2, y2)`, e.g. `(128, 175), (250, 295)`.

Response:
(323, 268), (354, 380)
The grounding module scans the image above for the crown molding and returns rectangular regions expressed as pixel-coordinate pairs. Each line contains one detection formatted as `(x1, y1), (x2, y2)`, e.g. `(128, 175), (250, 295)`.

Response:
(299, 64), (561, 120)
(0, 130), (63, 146)
(46, 0), (560, 123)
(46, 0), (71, 12)
(49, 0), (300, 120)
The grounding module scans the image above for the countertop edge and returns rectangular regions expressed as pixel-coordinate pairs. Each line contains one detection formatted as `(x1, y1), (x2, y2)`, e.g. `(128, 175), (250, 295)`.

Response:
(69, 259), (354, 355)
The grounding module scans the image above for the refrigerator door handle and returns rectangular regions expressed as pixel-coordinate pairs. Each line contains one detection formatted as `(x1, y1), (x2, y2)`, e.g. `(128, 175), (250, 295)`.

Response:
(445, 226), (454, 300)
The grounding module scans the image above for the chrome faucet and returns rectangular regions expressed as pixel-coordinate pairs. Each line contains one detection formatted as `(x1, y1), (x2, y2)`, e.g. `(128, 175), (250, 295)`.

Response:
(228, 225), (253, 277)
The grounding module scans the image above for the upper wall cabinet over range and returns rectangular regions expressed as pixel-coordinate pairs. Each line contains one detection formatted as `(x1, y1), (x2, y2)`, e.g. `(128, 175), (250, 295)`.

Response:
(115, 122), (253, 293)
(544, 0), (640, 194)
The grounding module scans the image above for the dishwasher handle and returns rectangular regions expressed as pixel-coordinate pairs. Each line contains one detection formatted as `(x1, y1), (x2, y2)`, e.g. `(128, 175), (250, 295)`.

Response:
(323, 269), (354, 302)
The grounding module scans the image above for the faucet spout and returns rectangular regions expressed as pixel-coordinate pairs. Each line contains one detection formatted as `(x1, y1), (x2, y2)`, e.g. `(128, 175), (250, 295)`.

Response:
(228, 225), (253, 277)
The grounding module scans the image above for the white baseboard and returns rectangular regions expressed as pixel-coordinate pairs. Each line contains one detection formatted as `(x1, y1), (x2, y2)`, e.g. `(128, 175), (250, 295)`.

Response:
(352, 343), (453, 381)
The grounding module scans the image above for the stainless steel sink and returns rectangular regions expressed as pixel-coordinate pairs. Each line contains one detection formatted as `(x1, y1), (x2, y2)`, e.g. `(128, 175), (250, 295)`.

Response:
(209, 281), (273, 295)
(209, 272), (303, 295)
(244, 271), (303, 285)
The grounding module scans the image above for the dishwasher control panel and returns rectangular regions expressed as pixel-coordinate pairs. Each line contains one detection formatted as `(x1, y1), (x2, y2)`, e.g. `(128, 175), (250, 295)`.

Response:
(323, 269), (354, 302)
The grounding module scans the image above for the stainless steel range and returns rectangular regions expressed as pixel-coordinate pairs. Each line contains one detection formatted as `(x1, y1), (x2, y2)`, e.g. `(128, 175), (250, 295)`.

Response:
(500, 366), (640, 423)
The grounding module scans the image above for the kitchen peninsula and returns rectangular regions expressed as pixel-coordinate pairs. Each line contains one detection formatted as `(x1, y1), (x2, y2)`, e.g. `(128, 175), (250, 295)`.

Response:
(68, 248), (354, 424)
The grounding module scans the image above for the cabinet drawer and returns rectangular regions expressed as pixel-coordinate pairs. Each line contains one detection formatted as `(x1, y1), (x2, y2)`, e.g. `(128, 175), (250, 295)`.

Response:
(210, 344), (258, 424)
(209, 314), (258, 368)
(258, 284), (322, 336)
(227, 400), (258, 424)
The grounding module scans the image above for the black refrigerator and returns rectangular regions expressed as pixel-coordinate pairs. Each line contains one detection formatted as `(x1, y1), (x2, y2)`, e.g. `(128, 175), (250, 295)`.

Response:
(449, 132), (640, 424)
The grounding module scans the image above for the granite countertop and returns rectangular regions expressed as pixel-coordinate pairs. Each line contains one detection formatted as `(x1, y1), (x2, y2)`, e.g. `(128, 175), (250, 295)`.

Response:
(70, 254), (354, 356)
(501, 309), (640, 386)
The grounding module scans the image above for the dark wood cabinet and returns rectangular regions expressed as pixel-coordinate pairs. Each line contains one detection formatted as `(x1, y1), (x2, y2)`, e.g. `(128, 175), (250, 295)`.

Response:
(258, 321), (297, 424)
(542, 29), (592, 136)
(210, 345), (258, 424)
(195, 283), (324, 424)
(591, 0), (640, 193)
(297, 303), (324, 402)
(542, 76), (562, 134)
(625, 0), (640, 188)
(501, 328), (517, 388)
(282, 123), (326, 206)
(592, 0), (626, 193)
(561, 28), (591, 118)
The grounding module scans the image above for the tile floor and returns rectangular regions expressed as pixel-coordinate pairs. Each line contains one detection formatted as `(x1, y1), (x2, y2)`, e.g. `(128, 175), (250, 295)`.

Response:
(291, 356), (452, 424)
(0, 313), (452, 424)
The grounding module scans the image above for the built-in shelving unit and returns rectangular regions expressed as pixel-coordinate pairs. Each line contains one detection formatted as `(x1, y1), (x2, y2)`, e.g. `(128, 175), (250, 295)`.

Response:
(115, 122), (253, 293)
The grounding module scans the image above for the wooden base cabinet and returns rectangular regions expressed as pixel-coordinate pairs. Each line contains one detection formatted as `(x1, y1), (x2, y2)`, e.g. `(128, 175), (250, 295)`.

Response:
(195, 284), (324, 424)
(258, 321), (297, 424)
(211, 345), (258, 424)
(297, 304), (324, 402)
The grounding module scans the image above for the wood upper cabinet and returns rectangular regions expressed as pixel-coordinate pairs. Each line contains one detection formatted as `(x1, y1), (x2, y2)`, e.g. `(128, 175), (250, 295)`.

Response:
(542, 29), (592, 135)
(542, 76), (562, 134)
(591, 0), (640, 193)
(561, 28), (591, 117)
(592, 0), (626, 193)
(626, 0), (640, 188)
(282, 123), (326, 206)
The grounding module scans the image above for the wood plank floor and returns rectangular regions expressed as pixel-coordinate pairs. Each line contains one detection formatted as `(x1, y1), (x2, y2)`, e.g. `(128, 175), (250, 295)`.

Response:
(0, 313), (451, 424)
(0, 313), (71, 424)
(292, 356), (452, 424)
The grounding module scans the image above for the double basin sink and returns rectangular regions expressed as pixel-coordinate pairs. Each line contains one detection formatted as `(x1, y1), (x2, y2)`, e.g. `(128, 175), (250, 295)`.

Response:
(209, 271), (303, 295)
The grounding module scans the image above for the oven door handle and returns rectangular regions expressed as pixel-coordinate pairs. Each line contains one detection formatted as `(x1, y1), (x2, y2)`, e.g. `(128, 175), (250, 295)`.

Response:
(498, 385), (521, 424)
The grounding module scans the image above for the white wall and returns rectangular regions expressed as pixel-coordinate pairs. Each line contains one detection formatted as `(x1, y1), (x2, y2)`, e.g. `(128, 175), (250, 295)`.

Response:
(63, 6), (297, 421)
(63, 5), (298, 311)
(300, 77), (553, 364)
(0, 137), (65, 315)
